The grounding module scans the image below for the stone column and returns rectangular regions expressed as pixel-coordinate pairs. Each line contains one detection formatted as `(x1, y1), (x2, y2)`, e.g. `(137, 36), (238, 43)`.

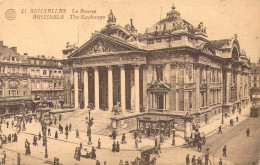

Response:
(164, 63), (170, 83)
(74, 70), (79, 109)
(83, 68), (89, 109)
(195, 65), (200, 110)
(120, 65), (126, 111)
(134, 65), (140, 112)
(107, 65), (113, 111)
(206, 67), (211, 106)
(94, 67), (99, 110)
(142, 65), (148, 110)
(226, 71), (231, 103)
(237, 72), (240, 100)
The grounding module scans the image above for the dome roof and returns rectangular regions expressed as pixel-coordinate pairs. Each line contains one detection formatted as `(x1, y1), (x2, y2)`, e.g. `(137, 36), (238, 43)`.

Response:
(147, 3), (197, 35)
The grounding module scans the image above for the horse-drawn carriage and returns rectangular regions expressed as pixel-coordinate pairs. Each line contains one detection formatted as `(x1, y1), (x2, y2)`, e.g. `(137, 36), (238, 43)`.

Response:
(185, 131), (206, 147)
(131, 146), (157, 165)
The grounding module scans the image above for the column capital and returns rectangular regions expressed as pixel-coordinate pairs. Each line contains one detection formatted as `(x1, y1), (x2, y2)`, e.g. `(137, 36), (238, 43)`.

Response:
(106, 65), (113, 70)
(93, 66), (99, 70)
(118, 64), (125, 69)
(73, 68), (81, 72)
(141, 64), (149, 70)
(82, 67), (89, 71)
(133, 64), (141, 69)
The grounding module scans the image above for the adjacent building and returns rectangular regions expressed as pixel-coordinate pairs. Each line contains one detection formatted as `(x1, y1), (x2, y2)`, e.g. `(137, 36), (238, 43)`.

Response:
(62, 4), (251, 126)
(0, 41), (64, 115)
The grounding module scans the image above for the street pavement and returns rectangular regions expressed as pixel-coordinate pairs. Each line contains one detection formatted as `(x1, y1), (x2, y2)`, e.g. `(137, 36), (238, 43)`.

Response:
(0, 104), (258, 165)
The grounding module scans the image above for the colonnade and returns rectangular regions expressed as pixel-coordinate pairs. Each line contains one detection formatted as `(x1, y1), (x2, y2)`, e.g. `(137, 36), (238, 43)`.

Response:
(73, 65), (141, 112)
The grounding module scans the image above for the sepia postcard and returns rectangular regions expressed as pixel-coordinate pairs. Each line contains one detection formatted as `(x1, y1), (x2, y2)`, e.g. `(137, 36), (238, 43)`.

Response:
(0, 0), (259, 165)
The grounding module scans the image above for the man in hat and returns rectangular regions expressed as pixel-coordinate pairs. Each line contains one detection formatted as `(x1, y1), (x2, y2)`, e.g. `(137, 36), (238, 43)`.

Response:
(186, 154), (190, 165)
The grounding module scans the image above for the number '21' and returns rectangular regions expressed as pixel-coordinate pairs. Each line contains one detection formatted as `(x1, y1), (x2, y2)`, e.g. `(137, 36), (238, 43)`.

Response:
(21, 9), (26, 14)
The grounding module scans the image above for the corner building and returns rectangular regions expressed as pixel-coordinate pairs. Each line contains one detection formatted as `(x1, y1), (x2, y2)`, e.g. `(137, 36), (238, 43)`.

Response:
(0, 41), (64, 115)
(63, 4), (250, 126)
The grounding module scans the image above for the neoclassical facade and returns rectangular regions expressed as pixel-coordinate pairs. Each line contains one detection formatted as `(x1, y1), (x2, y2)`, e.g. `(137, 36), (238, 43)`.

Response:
(62, 4), (250, 125)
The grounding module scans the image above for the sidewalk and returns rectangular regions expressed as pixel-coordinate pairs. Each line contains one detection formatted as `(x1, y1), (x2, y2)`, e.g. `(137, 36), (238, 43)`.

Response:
(200, 104), (251, 138)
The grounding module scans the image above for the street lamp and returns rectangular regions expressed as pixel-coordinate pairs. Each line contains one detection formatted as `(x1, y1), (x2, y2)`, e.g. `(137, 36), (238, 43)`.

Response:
(86, 105), (94, 145)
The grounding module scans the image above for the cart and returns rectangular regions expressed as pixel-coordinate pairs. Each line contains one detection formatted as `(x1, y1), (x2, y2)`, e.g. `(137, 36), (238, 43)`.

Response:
(185, 131), (206, 147)
(131, 145), (157, 165)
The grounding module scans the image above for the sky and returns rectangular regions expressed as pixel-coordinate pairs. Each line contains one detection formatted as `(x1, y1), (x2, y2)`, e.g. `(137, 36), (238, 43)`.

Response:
(0, 0), (259, 62)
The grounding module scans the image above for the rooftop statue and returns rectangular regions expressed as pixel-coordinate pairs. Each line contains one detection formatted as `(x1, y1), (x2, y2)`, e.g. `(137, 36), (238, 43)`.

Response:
(107, 10), (117, 24)
(197, 22), (206, 34)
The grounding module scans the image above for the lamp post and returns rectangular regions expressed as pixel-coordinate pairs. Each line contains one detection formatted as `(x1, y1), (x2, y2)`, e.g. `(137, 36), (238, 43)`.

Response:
(86, 105), (94, 145)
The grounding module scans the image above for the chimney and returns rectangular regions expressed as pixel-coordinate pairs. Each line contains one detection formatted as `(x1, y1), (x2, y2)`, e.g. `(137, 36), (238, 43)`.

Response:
(130, 18), (133, 27)
(10, 47), (17, 53)
(0, 41), (3, 47)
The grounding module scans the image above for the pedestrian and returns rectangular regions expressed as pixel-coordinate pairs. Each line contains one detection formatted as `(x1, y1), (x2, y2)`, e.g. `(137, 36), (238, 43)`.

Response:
(76, 129), (79, 138)
(96, 160), (101, 165)
(112, 141), (116, 152)
(65, 130), (69, 139)
(2, 151), (6, 164)
(158, 142), (161, 153)
(125, 161), (129, 165)
(186, 154), (190, 165)
(155, 138), (158, 148)
(197, 157), (202, 165)
(121, 133), (126, 144)
(6, 121), (9, 128)
(48, 128), (51, 136)
(11, 121), (14, 128)
(45, 146), (48, 158)
(205, 148), (209, 165)
(138, 133), (142, 143)
(236, 115), (239, 122)
(17, 153), (21, 165)
(223, 145), (227, 157)
(69, 123), (72, 132)
(104, 161), (107, 165)
(219, 158), (223, 165)
(218, 125), (223, 134)
(192, 155), (196, 165)
(55, 131), (58, 139)
(119, 160), (123, 165)
(246, 128), (250, 137)
(116, 141), (120, 152)
(112, 130), (117, 140)
(38, 132), (41, 140)
(197, 141), (201, 152)
(54, 117), (57, 125)
(65, 124), (68, 132)
(98, 138), (101, 149)
(134, 130), (137, 139)
(91, 147), (96, 159)
(59, 114), (62, 121)
(172, 136), (175, 146)
(135, 138), (138, 149)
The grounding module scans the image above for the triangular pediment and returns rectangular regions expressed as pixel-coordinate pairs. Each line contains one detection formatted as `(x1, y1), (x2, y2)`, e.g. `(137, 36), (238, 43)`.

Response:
(148, 80), (170, 90)
(69, 33), (141, 58)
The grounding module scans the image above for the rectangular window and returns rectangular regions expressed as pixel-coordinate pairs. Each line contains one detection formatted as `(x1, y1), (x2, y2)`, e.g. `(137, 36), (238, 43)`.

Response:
(11, 67), (15, 73)
(156, 68), (163, 81)
(12, 57), (15, 61)
(23, 79), (28, 86)
(36, 70), (40, 75)
(43, 70), (47, 76)
(147, 40), (154, 44)
(23, 68), (27, 74)
(0, 90), (2, 96)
